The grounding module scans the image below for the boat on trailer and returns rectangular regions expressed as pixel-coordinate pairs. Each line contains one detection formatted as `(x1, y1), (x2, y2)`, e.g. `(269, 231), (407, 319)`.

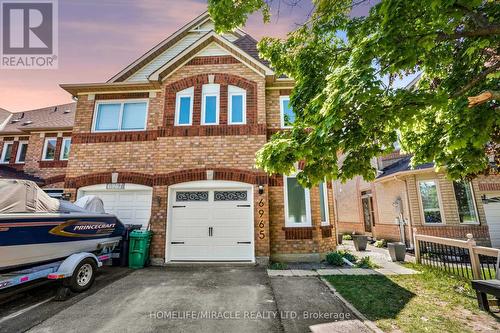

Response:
(0, 179), (125, 272)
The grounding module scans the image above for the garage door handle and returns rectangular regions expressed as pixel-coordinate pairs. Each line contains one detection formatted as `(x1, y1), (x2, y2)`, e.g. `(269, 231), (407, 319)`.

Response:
(171, 241), (184, 244)
(237, 241), (251, 244)
(173, 205), (186, 208)
(237, 204), (251, 207)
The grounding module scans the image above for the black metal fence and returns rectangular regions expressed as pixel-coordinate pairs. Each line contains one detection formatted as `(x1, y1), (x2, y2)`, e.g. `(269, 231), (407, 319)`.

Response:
(418, 240), (474, 279)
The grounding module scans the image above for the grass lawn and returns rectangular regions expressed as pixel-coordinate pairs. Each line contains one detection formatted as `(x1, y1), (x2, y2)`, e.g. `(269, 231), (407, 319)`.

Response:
(325, 263), (500, 333)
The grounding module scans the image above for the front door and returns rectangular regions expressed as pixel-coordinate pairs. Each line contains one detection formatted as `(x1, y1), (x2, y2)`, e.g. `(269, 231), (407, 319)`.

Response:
(361, 191), (374, 233)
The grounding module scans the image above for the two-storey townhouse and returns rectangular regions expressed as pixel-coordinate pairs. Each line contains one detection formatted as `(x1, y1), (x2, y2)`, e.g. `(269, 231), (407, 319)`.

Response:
(334, 150), (500, 247)
(58, 12), (337, 264)
(0, 103), (76, 197)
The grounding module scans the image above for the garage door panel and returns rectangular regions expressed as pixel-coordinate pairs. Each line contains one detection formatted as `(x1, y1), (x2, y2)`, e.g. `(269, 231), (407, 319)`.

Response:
(169, 187), (253, 261)
(484, 192), (500, 248)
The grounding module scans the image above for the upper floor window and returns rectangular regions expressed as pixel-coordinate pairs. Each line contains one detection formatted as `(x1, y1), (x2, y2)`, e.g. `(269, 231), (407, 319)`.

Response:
(42, 138), (57, 161)
(16, 141), (28, 163)
(201, 84), (220, 125)
(418, 180), (444, 224)
(284, 175), (311, 227)
(0, 142), (13, 164)
(280, 96), (295, 128)
(453, 180), (479, 224)
(175, 87), (194, 126)
(319, 181), (329, 225)
(60, 138), (71, 160)
(93, 100), (148, 132)
(228, 85), (246, 124)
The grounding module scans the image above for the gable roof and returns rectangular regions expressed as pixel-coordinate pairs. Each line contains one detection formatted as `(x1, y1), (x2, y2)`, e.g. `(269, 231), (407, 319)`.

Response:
(148, 31), (274, 81)
(0, 103), (76, 135)
(108, 11), (272, 83)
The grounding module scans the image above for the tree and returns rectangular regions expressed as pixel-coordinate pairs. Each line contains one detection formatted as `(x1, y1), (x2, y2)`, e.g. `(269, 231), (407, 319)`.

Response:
(208, 0), (500, 186)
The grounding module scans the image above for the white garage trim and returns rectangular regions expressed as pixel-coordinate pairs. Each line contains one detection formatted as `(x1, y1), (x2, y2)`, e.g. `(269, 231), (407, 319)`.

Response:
(166, 180), (255, 263)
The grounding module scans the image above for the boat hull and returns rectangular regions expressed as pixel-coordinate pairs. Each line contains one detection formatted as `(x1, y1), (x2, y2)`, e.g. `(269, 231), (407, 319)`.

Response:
(0, 214), (125, 271)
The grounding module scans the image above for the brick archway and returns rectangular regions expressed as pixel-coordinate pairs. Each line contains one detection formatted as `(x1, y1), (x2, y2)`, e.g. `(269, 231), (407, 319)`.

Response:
(164, 73), (258, 127)
(64, 169), (268, 189)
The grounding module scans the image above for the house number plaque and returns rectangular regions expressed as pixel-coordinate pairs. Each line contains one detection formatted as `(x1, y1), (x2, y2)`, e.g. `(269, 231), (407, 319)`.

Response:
(258, 197), (265, 240)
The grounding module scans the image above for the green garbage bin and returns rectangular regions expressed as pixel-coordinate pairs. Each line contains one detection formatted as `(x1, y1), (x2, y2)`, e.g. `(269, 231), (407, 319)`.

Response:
(128, 230), (153, 269)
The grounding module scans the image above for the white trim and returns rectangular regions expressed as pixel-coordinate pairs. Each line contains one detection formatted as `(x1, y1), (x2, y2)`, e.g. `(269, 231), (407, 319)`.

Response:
(59, 137), (71, 161)
(201, 84), (220, 125)
(15, 141), (28, 164)
(0, 114), (12, 131)
(280, 95), (293, 128)
(175, 87), (194, 126)
(417, 179), (445, 225)
(92, 99), (149, 133)
(283, 175), (312, 227)
(0, 141), (13, 164)
(228, 85), (246, 125)
(149, 31), (273, 81)
(320, 181), (330, 226)
(78, 183), (153, 194)
(452, 181), (480, 225)
(165, 180), (255, 263)
(41, 137), (57, 161)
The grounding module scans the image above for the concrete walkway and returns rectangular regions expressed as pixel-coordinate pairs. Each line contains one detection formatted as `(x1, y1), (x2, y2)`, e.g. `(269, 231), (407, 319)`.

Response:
(268, 241), (417, 277)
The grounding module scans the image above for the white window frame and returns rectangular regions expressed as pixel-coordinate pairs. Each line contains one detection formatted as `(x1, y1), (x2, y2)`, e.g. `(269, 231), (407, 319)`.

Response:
(0, 141), (13, 164)
(15, 141), (28, 164)
(417, 179), (445, 225)
(452, 181), (480, 225)
(319, 181), (330, 226)
(175, 87), (194, 126)
(201, 84), (220, 125)
(59, 137), (71, 161)
(228, 85), (246, 125)
(41, 137), (57, 161)
(283, 174), (312, 227)
(280, 95), (293, 129)
(92, 99), (149, 133)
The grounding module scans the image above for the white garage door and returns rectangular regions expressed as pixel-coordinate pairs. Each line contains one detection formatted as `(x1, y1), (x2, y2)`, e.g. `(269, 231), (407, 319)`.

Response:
(484, 192), (500, 248)
(168, 183), (254, 262)
(78, 184), (153, 228)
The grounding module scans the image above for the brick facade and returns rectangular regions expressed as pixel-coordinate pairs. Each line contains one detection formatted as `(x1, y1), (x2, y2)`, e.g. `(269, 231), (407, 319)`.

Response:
(60, 59), (336, 264)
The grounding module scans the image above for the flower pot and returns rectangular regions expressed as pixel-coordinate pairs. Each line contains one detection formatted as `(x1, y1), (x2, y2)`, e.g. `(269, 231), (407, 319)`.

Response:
(352, 235), (368, 251)
(388, 242), (406, 262)
(337, 233), (343, 245)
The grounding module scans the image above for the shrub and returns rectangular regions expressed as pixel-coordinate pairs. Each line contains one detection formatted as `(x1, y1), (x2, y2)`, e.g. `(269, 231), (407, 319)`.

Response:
(326, 252), (345, 266)
(355, 256), (380, 269)
(270, 262), (288, 270)
(374, 239), (387, 248)
(342, 234), (353, 240)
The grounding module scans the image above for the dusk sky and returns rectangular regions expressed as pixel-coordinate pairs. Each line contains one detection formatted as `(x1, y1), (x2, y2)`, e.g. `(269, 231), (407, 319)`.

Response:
(0, 0), (374, 112)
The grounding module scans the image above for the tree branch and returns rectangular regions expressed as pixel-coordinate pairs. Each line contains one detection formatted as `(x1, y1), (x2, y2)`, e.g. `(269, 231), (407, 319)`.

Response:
(437, 25), (500, 41)
(452, 61), (500, 98)
(468, 90), (500, 108)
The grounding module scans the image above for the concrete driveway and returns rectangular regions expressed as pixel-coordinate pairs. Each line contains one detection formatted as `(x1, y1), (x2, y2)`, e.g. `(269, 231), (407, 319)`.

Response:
(23, 266), (371, 333)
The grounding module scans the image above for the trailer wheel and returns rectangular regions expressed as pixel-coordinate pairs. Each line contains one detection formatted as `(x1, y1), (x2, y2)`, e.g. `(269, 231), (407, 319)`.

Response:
(66, 258), (97, 292)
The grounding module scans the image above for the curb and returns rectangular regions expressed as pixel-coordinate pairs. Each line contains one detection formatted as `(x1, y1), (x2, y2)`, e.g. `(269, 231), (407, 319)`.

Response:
(319, 277), (384, 333)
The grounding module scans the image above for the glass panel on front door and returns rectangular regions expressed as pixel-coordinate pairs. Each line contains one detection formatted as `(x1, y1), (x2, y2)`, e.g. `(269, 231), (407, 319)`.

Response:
(362, 196), (374, 232)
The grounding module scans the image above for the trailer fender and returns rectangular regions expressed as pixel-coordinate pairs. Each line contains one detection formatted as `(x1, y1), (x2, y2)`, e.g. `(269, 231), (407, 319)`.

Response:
(47, 253), (101, 279)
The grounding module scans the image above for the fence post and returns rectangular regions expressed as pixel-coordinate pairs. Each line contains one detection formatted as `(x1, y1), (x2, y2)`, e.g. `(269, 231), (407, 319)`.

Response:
(466, 233), (481, 280)
(413, 228), (421, 264)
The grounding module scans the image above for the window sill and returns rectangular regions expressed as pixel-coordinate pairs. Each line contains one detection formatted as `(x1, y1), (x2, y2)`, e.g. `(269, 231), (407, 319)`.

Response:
(422, 222), (445, 226)
(39, 160), (68, 168)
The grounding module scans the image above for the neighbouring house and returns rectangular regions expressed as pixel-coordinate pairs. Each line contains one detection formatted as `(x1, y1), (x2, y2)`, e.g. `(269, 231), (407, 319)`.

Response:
(334, 150), (500, 247)
(18, 11), (338, 265)
(0, 103), (76, 198)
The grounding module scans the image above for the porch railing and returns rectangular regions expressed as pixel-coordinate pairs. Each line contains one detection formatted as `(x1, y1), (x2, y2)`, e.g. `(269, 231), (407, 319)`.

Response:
(413, 228), (499, 280)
